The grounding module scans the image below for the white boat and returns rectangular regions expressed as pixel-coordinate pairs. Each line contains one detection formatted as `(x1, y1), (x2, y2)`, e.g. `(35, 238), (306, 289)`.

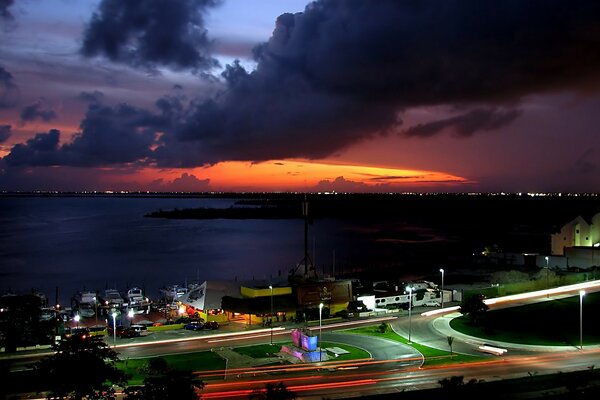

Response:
(75, 291), (97, 306)
(160, 285), (187, 301)
(77, 303), (96, 318)
(103, 289), (124, 307)
(127, 287), (144, 305)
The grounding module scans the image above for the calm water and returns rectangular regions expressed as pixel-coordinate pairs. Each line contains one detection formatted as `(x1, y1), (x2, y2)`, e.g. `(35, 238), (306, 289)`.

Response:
(0, 195), (411, 305)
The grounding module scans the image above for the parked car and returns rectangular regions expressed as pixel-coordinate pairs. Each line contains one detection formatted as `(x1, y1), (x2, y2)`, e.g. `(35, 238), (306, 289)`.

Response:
(65, 327), (91, 340)
(119, 328), (141, 339)
(184, 321), (204, 331)
(205, 321), (219, 330)
(423, 300), (441, 307)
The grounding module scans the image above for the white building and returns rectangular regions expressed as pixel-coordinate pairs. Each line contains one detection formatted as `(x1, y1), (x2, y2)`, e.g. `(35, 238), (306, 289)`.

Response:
(551, 213), (600, 256)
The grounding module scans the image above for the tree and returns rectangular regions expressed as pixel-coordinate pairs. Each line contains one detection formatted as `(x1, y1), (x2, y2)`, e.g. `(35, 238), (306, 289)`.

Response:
(459, 294), (489, 325)
(0, 294), (54, 352)
(377, 322), (389, 333)
(122, 357), (204, 400)
(249, 382), (296, 400)
(33, 335), (126, 399)
(447, 336), (454, 358)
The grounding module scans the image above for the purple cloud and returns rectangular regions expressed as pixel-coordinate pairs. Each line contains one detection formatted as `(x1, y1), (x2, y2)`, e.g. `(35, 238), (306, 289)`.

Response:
(404, 108), (522, 138)
(20, 101), (58, 123)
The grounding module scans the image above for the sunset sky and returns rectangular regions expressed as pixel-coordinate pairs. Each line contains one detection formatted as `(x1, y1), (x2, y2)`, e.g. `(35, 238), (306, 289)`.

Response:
(1, 0), (600, 193)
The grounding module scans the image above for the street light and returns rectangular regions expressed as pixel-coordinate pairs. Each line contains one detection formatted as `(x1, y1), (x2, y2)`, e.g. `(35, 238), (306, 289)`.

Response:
(319, 302), (324, 362)
(269, 285), (273, 345)
(580, 290), (585, 350)
(111, 312), (117, 347)
(406, 286), (414, 343)
(545, 256), (550, 297)
(74, 314), (80, 330)
(439, 268), (445, 308)
(93, 296), (98, 328)
(128, 308), (134, 327)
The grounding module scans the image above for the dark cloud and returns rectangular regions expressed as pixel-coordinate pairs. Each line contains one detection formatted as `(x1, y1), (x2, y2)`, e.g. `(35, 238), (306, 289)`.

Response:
(154, 0), (600, 166)
(20, 101), (58, 123)
(404, 108), (522, 138)
(0, 124), (10, 143)
(569, 148), (597, 175)
(7, 0), (600, 170)
(0, 64), (18, 108)
(314, 176), (371, 193)
(3, 129), (61, 166)
(0, 0), (13, 20)
(4, 102), (171, 167)
(78, 90), (104, 104)
(81, 0), (221, 72)
(149, 172), (211, 192)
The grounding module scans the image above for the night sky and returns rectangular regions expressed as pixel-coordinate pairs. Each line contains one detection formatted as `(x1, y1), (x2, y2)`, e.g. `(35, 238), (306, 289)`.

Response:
(1, 0), (600, 193)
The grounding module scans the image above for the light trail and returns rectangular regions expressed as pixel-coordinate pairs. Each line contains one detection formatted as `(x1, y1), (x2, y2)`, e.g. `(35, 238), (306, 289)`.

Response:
(114, 327), (286, 349)
(421, 279), (600, 316)
(306, 316), (398, 332)
(201, 348), (600, 399)
(483, 279), (600, 305)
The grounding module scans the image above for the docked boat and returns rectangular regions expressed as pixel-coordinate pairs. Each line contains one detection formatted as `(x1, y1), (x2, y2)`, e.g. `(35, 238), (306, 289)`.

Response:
(74, 291), (97, 306)
(127, 287), (145, 305)
(160, 285), (187, 301)
(77, 303), (96, 318)
(103, 289), (124, 307)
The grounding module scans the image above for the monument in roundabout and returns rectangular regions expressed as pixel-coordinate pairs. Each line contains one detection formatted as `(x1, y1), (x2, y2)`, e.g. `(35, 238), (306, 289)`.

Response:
(281, 328), (327, 362)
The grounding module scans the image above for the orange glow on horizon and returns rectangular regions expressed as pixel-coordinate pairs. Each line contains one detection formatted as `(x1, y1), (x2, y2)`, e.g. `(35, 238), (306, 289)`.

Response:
(109, 159), (473, 192)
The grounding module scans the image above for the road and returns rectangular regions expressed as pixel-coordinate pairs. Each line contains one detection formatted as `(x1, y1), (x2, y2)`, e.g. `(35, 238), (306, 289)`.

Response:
(198, 347), (600, 399)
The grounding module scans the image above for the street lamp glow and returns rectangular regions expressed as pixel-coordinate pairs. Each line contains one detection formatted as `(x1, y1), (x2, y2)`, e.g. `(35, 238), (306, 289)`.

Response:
(406, 286), (414, 343)
(111, 312), (117, 347)
(128, 308), (134, 319)
(319, 302), (324, 362)
(269, 285), (274, 345)
(74, 314), (80, 329)
(545, 256), (550, 297)
(439, 269), (445, 308)
(579, 290), (585, 350)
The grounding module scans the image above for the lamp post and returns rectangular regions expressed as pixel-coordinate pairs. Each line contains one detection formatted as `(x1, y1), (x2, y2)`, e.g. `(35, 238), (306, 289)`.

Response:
(74, 314), (80, 330)
(319, 302), (324, 362)
(128, 308), (134, 327)
(545, 256), (549, 297)
(269, 285), (273, 345)
(439, 268), (445, 308)
(579, 290), (585, 350)
(111, 311), (117, 347)
(93, 296), (98, 328)
(406, 286), (414, 343)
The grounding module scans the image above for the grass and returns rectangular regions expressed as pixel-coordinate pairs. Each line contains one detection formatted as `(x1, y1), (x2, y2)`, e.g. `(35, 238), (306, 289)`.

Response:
(343, 325), (485, 366)
(451, 291), (600, 346)
(117, 351), (225, 385)
(232, 341), (371, 361)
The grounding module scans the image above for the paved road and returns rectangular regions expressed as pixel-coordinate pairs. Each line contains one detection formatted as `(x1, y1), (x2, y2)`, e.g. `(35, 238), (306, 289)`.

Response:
(323, 331), (422, 363)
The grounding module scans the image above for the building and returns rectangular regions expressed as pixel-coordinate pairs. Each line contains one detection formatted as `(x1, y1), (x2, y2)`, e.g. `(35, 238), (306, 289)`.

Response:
(220, 279), (353, 325)
(551, 213), (600, 256)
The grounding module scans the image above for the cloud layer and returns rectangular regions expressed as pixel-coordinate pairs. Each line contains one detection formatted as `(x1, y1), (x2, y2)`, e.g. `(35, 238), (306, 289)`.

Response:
(5, 0), (600, 171)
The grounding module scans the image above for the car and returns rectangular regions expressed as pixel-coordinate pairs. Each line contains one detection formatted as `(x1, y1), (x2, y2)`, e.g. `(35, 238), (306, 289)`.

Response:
(204, 321), (219, 330)
(423, 300), (441, 307)
(65, 327), (90, 339)
(184, 321), (204, 331)
(118, 328), (141, 339)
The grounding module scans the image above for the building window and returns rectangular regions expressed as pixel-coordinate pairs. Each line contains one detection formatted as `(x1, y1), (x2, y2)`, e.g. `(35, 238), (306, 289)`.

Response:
(576, 229), (580, 234)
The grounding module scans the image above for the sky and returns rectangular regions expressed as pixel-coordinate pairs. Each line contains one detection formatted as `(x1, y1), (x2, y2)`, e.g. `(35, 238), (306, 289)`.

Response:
(1, 0), (600, 193)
